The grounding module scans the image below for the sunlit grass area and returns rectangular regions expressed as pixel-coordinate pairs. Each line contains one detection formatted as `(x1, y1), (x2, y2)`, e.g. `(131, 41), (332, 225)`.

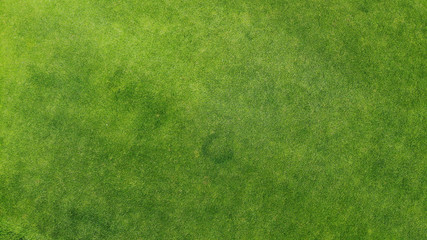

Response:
(0, 0), (426, 239)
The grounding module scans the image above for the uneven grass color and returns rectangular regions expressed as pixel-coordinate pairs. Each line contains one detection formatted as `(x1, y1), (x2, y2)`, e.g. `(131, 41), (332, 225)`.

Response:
(0, 0), (426, 239)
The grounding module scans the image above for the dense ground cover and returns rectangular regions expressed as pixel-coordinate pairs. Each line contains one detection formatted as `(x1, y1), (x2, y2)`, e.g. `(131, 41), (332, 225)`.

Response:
(0, 0), (426, 239)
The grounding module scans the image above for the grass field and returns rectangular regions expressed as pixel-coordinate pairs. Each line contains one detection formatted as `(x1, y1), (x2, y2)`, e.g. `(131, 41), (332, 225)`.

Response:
(0, 0), (426, 239)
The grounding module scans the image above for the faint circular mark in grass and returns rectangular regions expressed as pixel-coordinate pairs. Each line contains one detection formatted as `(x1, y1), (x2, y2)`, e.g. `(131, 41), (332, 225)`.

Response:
(202, 130), (234, 164)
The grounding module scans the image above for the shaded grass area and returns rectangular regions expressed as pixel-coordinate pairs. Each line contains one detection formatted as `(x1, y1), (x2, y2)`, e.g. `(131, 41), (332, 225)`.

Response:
(0, 0), (426, 239)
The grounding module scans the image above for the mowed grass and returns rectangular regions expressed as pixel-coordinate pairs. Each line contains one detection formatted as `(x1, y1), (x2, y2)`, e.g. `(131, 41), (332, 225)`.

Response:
(0, 0), (426, 239)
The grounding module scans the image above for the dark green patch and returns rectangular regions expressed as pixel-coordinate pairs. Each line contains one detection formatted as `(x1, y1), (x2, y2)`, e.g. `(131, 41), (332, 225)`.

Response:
(202, 129), (234, 164)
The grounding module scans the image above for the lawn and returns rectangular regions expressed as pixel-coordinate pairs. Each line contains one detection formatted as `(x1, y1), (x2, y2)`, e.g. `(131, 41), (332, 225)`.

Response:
(0, 0), (426, 239)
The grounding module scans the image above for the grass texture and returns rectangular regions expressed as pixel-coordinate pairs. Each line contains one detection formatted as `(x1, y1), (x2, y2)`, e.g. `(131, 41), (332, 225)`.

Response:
(0, 0), (426, 239)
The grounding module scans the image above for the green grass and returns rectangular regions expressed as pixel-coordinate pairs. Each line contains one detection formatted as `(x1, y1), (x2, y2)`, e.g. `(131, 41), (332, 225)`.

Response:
(0, 0), (426, 239)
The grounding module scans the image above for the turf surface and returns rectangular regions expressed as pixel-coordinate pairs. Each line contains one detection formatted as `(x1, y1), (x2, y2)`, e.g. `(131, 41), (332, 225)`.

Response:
(0, 0), (426, 239)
